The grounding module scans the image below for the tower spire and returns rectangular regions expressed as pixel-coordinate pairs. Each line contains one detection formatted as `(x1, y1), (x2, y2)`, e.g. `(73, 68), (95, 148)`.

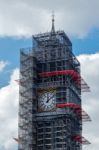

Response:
(51, 11), (55, 33)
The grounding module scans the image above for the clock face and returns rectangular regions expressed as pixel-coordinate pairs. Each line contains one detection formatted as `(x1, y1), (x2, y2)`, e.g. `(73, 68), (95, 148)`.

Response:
(38, 91), (56, 111)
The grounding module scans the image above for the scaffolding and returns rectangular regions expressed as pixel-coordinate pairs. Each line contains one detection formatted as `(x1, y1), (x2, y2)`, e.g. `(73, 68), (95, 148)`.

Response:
(18, 50), (37, 150)
(18, 28), (91, 150)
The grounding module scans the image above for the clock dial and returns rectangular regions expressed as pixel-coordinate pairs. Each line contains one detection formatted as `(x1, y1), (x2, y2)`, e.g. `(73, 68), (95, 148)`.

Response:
(38, 91), (56, 111)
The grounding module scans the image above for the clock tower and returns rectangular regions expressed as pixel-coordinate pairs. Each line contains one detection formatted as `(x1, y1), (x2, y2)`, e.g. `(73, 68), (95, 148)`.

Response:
(18, 16), (91, 150)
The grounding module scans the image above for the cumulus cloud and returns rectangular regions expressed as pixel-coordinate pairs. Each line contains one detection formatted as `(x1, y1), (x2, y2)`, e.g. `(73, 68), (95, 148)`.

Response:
(0, 0), (99, 37)
(78, 53), (99, 150)
(0, 61), (8, 72)
(0, 68), (19, 150)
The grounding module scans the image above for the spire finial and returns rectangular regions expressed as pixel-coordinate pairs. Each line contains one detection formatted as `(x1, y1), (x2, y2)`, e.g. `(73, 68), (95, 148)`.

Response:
(51, 11), (55, 33)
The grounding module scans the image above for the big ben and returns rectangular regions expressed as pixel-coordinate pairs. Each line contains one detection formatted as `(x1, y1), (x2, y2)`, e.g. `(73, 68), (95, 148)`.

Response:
(18, 15), (91, 150)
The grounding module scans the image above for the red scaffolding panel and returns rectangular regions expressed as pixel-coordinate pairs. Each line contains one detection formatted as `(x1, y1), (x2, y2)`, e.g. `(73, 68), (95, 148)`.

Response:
(72, 135), (91, 145)
(56, 103), (91, 121)
(39, 70), (78, 78)
(15, 79), (20, 83)
(38, 70), (90, 92)
(74, 77), (90, 92)
(15, 79), (24, 86)
(15, 78), (33, 87)
(13, 138), (20, 143)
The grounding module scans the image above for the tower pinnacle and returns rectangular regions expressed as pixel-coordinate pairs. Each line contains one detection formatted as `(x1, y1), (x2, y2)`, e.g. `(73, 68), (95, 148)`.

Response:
(51, 11), (55, 33)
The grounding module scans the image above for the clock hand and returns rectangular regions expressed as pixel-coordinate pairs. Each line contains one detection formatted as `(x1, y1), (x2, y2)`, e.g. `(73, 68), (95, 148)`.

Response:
(46, 94), (54, 103)
(46, 95), (50, 103)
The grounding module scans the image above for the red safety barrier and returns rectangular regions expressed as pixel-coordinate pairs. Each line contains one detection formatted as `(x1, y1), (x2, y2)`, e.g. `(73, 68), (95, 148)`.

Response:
(38, 70), (90, 92)
(56, 103), (91, 121)
(72, 135), (91, 145)
(39, 70), (79, 79)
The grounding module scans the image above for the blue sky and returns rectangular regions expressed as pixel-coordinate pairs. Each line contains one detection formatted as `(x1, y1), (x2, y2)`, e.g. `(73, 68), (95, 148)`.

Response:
(0, 0), (99, 150)
(73, 29), (99, 54)
(0, 37), (31, 87)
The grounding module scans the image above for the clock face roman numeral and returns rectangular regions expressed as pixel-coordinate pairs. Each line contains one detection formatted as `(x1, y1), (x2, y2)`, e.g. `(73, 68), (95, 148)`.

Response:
(38, 91), (56, 111)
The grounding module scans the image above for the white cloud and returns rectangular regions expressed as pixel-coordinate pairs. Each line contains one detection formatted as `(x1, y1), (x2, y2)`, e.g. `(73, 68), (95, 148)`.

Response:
(0, 68), (19, 150)
(0, 0), (99, 38)
(0, 61), (8, 72)
(78, 53), (99, 150)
